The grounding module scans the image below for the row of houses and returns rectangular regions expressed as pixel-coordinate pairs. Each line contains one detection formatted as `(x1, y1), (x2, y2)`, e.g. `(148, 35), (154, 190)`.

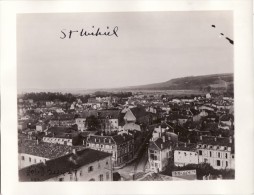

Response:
(147, 125), (235, 172)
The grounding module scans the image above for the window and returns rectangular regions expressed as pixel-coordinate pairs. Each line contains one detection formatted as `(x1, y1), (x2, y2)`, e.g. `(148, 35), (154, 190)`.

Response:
(88, 166), (93, 172)
(29, 157), (31, 162)
(98, 163), (101, 169)
(199, 150), (202, 155)
(106, 172), (110, 180)
(106, 161), (108, 165)
(150, 154), (157, 160)
(59, 178), (64, 181)
(218, 152), (221, 158)
(80, 170), (83, 176)
(217, 160), (221, 166)
(34, 159), (37, 163)
(99, 174), (103, 181)
(210, 151), (212, 157)
(226, 161), (228, 167)
(232, 154), (234, 159)
(21, 156), (25, 160)
(225, 153), (228, 159)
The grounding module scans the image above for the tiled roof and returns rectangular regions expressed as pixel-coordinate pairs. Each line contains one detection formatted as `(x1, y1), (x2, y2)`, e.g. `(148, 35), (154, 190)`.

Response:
(18, 134), (85, 159)
(130, 106), (149, 119)
(124, 123), (141, 131)
(51, 114), (75, 121)
(197, 136), (234, 150)
(174, 142), (197, 152)
(149, 137), (174, 151)
(80, 110), (121, 119)
(19, 148), (112, 181)
(87, 133), (133, 145)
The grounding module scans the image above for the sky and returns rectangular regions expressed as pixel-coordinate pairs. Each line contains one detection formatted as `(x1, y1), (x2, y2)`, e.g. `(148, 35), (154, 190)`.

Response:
(17, 11), (233, 90)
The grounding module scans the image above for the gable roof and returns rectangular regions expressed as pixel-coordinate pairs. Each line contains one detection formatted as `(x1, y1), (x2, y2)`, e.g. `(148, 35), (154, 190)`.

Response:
(19, 149), (112, 181)
(18, 134), (85, 159)
(149, 137), (174, 151)
(87, 133), (133, 145)
(130, 106), (149, 119)
(197, 136), (234, 152)
(124, 109), (136, 121)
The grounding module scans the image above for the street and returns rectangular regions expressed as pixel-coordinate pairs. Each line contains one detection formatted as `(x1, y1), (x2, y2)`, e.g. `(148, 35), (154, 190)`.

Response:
(115, 125), (155, 180)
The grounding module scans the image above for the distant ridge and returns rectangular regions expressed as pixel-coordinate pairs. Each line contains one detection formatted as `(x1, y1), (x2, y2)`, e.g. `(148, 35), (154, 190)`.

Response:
(18, 73), (233, 94)
(125, 73), (233, 91)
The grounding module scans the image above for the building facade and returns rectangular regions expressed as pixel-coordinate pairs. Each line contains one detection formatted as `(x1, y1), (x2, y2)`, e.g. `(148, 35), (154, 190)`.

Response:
(19, 149), (113, 181)
(86, 133), (134, 167)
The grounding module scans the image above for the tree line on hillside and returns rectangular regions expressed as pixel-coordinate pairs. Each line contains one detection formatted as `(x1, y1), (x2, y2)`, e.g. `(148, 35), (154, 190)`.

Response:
(93, 91), (132, 98)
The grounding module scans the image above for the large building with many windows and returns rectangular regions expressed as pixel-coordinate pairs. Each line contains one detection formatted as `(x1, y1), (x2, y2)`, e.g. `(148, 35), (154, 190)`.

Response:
(19, 148), (113, 181)
(173, 136), (235, 170)
(86, 133), (134, 167)
(196, 136), (235, 169)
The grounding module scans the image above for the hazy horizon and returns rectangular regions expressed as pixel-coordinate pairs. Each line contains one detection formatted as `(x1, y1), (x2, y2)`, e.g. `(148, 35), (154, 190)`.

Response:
(17, 11), (233, 90)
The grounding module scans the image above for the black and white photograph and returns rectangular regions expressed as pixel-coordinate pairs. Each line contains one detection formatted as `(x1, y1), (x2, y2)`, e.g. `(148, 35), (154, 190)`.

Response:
(1, 1), (254, 195)
(16, 11), (235, 182)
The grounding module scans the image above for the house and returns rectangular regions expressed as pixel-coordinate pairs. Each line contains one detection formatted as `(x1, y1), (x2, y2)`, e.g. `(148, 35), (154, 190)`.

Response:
(43, 126), (80, 146)
(86, 133), (134, 167)
(123, 123), (141, 132)
(49, 114), (76, 127)
(19, 148), (113, 181)
(196, 136), (235, 169)
(36, 122), (47, 132)
(148, 136), (174, 172)
(18, 134), (85, 169)
(174, 142), (199, 167)
(219, 114), (233, 128)
(206, 93), (212, 99)
(42, 134), (74, 146)
(75, 118), (86, 131)
(123, 106), (151, 125)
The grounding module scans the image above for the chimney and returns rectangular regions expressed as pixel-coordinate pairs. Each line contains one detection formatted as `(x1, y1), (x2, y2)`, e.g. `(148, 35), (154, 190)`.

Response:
(200, 135), (202, 140)
(162, 136), (166, 142)
(229, 136), (232, 144)
(219, 134), (222, 138)
(188, 139), (191, 144)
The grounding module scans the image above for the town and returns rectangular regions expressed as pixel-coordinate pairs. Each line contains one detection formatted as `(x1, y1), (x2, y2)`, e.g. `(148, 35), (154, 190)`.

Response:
(18, 90), (234, 181)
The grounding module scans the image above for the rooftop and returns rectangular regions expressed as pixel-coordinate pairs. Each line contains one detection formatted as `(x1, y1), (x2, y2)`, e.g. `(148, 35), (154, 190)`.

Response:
(19, 148), (112, 181)
(18, 134), (85, 159)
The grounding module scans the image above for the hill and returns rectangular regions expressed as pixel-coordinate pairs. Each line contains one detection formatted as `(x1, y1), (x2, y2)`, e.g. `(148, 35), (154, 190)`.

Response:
(126, 73), (233, 92)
